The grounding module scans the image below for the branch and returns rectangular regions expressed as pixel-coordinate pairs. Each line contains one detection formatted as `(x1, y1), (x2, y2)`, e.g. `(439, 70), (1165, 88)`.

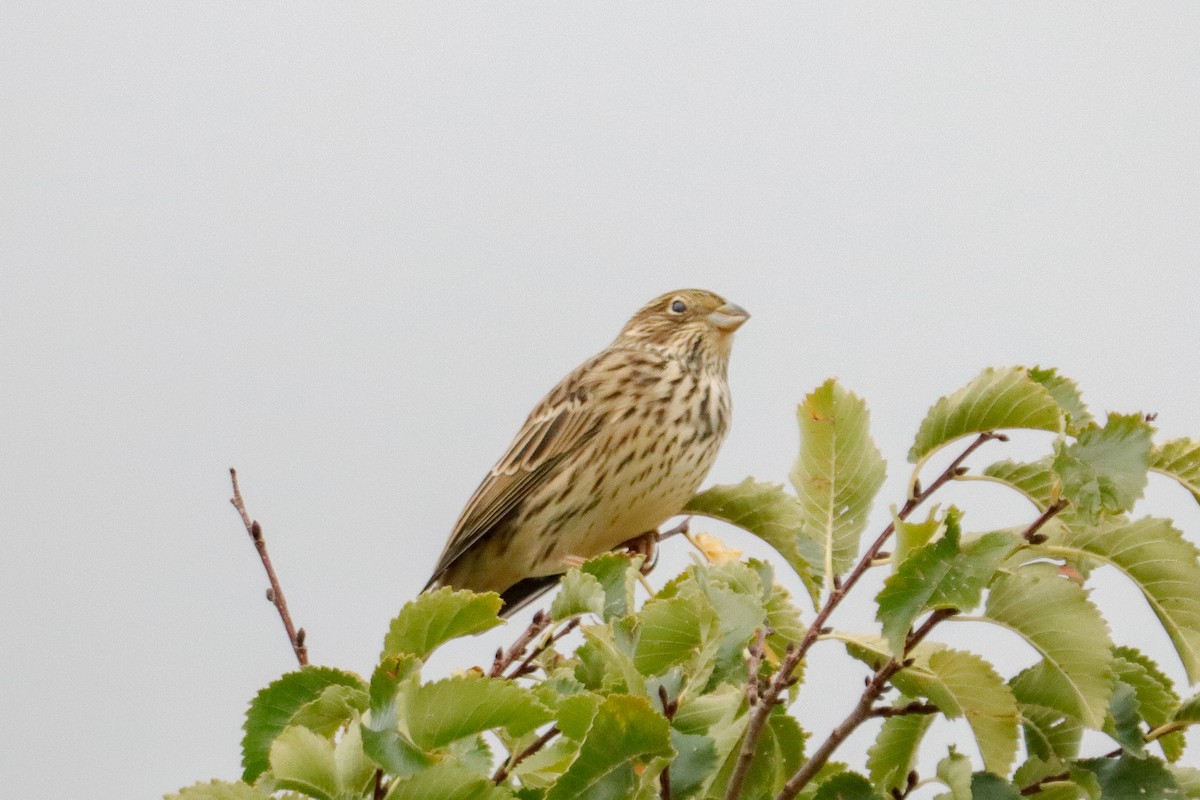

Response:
(1021, 498), (1069, 544)
(721, 432), (1002, 800)
(489, 610), (552, 677)
(492, 725), (560, 783)
(229, 468), (307, 667)
(776, 609), (957, 800)
(507, 617), (580, 680)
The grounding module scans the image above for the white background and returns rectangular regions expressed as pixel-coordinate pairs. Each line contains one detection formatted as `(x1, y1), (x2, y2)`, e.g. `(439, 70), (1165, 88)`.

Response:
(2, 4), (1198, 796)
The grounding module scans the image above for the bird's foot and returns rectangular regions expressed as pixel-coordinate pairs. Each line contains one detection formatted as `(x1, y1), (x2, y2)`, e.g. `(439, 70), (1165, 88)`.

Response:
(619, 530), (659, 575)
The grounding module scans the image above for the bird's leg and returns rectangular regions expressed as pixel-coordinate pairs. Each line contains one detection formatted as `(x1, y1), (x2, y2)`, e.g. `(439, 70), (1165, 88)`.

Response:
(619, 530), (659, 575)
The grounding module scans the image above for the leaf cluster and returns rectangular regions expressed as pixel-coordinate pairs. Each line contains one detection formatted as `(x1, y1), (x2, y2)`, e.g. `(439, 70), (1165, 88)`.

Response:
(173, 367), (1200, 800)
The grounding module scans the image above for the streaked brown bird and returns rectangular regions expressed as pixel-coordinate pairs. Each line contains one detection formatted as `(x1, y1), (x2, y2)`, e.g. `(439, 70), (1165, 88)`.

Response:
(424, 289), (749, 614)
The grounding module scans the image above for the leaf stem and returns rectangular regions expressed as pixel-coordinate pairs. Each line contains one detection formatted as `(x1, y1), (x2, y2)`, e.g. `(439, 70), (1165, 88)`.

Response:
(229, 468), (308, 667)
(492, 725), (560, 783)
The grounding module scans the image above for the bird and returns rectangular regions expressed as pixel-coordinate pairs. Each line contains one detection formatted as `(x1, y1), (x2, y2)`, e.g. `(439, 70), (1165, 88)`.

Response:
(423, 289), (749, 615)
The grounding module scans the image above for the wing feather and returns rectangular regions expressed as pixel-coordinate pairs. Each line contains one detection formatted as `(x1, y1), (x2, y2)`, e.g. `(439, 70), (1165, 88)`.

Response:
(425, 387), (600, 586)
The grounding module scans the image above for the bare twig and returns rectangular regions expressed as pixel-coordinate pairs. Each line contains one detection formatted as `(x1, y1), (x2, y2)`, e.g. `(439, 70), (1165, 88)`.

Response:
(657, 684), (679, 799)
(506, 617), (580, 680)
(229, 468), (308, 667)
(746, 628), (769, 707)
(1019, 771), (1071, 796)
(869, 700), (939, 719)
(1021, 498), (1069, 543)
(489, 610), (552, 677)
(492, 725), (560, 783)
(373, 769), (385, 800)
(721, 433), (1002, 800)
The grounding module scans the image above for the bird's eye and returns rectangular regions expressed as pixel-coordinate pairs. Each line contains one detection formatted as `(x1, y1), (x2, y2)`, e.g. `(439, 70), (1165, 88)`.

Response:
(669, 299), (687, 314)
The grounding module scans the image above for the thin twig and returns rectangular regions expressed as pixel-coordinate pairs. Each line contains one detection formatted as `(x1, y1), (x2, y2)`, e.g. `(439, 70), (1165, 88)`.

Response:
(658, 684), (679, 800)
(489, 610), (552, 677)
(1021, 498), (1069, 543)
(775, 609), (956, 800)
(506, 617), (581, 680)
(869, 700), (939, 719)
(746, 628), (769, 707)
(229, 468), (307, 667)
(721, 432), (1002, 800)
(492, 725), (560, 783)
(1019, 772), (1071, 796)
(373, 769), (385, 800)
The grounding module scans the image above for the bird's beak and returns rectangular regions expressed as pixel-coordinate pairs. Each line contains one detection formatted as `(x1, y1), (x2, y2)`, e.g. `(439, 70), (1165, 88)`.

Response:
(707, 303), (750, 332)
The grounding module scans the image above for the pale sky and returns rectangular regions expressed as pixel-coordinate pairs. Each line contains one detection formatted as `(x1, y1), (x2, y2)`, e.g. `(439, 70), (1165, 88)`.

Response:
(2, 4), (1199, 796)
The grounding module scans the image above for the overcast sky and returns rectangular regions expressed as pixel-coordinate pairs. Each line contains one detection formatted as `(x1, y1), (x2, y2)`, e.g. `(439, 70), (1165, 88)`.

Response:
(3, 3), (1199, 796)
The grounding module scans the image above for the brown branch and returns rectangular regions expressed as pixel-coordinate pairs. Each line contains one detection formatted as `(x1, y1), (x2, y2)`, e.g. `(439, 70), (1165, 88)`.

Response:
(1021, 498), (1069, 544)
(869, 700), (939, 719)
(229, 468), (308, 667)
(658, 684), (679, 800)
(492, 725), (560, 783)
(506, 617), (580, 680)
(1019, 771), (1071, 796)
(721, 432), (1002, 800)
(489, 610), (552, 677)
(776, 609), (957, 800)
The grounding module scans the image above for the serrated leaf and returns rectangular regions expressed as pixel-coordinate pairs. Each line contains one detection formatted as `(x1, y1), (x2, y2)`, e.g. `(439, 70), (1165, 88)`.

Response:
(1177, 693), (1200, 722)
(866, 702), (933, 793)
(381, 587), (503, 661)
(384, 762), (518, 800)
(1052, 413), (1153, 519)
(708, 707), (807, 800)
(544, 695), (673, 800)
(406, 676), (552, 749)
(242, 666), (368, 782)
(550, 568), (606, 621)
(909, 367), (1064, 462)
(581, 552), (642, 620)
(983, 566), (1113, 727)
(1151, 438), (1200, 505)
(362, 655), (429, 776)
(270, 721), (375, 800)
(813, 771), (884, 799)
(924, 650), (1020, 775)
(1011, 667), (1084, 761)
(893, 506), (945, 569)
(685, 478), (822, 603)
(165, 781), (271, 800)
(877, 515), (1015, 654)
(789, 379), (887, 585)
(1048, 516), (1200, 682)
(1028, 367), (1094, 434)
(1075, 754), (1186, 799)
(1104, 681), (1145, 756)
(981, 458), (1061, 510)
(634, 592), (716, 676)
(1112, 647), (1183, 761)
(1170, 766), (1200, 798)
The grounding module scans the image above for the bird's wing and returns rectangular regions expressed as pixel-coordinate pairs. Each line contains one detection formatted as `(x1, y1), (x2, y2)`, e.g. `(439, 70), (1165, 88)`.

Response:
(425, 385), (602, 587)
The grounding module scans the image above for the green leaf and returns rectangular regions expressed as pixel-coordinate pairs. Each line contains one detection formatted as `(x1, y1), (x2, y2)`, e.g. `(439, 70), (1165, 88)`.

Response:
(1075, 754), (1186, 799)
(381, 587), (503, 661)
(406, 676), (553, 749)
(921, 649), (1020, 776)
(269, 721), (375, 800)
(981, 458), (1061, 510)
(633, 592), (717, 677)
(165, 781), (271, 800)
(866, 702), (933, 793)
(550, 568), (606, 620)
(1177, 692), (1200, 722)
(908, 367), (1064, 462)
(581, 552), (641, 620)
(384, 762), (517, 800)
(667, 729), (719, 800)
(892, 506), (946, 569)
(685, 478), (822, 603)
(935, 749), (973, 800)
(1103, 682), (1144, 756)
(1052, 413), (1153, 519)
(1013, 691), (1082, 761)
(812, 771), (885, 799)
(290, 685), (370, 737)
(242, 666), (368, 782)
(876, 515), (1015, 654)
(1170, 766), (1200, 798)
(543, 695), (673, 800)
(970, 772), (1023, 800)
(983, 566), (1113, 727)
(1048, 516), (1200, 682)
(1027, 367), (1094, 434)
(1112, 647), (1183, 761)
(1150, 438), (1200, 505)
(789, 378), (887, 584)
(362, 655), (430, 776)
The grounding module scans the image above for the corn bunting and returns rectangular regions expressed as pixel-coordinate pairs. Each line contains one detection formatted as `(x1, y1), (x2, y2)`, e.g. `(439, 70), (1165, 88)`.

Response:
(424, 289), (749, 614)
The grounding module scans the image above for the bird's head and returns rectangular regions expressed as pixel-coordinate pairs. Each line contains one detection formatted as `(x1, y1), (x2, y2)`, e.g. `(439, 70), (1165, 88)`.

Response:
(615, 289), (750, 369)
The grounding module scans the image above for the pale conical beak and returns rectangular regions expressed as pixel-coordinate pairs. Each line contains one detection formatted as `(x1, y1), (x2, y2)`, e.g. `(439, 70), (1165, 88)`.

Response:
(707, 302), (750, 332)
